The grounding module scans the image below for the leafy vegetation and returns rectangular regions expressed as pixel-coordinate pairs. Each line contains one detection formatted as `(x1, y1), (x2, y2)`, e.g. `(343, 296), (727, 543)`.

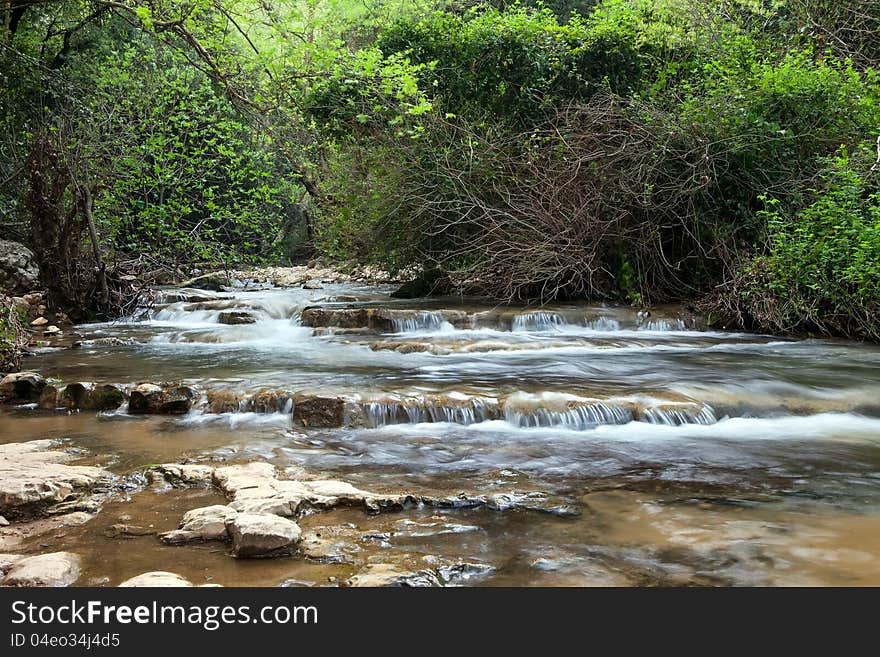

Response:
(0, 0), (878, 338)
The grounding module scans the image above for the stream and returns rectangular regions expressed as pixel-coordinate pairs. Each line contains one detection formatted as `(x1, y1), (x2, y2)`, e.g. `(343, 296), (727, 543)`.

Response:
(3, 281), (880, 586)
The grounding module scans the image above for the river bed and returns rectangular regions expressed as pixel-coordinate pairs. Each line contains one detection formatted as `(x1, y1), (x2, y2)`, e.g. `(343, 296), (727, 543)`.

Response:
(3, 282), (880, 586)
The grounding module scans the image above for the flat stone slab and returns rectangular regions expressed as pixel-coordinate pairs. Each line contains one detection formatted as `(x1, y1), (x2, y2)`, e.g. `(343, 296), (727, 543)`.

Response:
(0, 440), (110, 516)
(0, 551), (81, 587)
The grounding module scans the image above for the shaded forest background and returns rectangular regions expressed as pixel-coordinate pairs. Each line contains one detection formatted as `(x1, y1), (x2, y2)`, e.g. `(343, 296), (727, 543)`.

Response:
(1, 0), (878, 339)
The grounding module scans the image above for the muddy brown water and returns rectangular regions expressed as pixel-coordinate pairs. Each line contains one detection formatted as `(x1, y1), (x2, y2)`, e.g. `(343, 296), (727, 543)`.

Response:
(3, 283), (880, 586)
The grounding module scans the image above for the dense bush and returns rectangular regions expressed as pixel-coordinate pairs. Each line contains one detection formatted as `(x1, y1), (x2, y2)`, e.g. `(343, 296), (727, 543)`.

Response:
(739, 144), (880, 338)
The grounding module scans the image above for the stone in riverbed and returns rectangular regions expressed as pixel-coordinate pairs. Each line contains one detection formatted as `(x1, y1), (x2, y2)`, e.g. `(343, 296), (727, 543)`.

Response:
(30, 316), (48, 327)
(293, 394), (345, 428)
(128, 383), (195, 414)
(0, 551), (80, 587)
(38, 384), (60, 409)
(60, 383), (126, 411)
(119, 571), (193, 587)
(225, 513), (301, 558)
(345, 563), (441, 587)
(160, 505), (238, 544)
(0, 515), (8, 526)
(179, 271), (229, 291)
(0, 440), (109, 515)
(218, 311), (256, 325)
(0, 371), (47, 402)
(0, 552), (24, 574)
(153, 464), (215, 487)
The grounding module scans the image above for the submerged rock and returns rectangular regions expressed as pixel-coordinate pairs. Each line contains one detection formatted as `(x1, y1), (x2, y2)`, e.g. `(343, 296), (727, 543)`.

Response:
(128, 383), (195, 414)
(345, 563), (441, 587)
(0, 371), (47, 402)
(226, 513), (302, 558)
(0, 551), (80, 587)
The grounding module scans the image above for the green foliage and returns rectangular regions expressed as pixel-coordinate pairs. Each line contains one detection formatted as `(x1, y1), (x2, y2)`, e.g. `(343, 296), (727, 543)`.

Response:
(744, 144), (880, 338)
(92, 44), (300, 265)
(0, 298), (27, 372)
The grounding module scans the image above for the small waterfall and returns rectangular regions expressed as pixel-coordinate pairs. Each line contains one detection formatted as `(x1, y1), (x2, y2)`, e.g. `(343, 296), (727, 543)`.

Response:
(362, 397), (497, 427)
(584, 317), (621, 331)
(391, 311), (450, 332)
(504, 402), (633, 429)
(641, 404), (717, 426)
(638, 318), (693, 331)
(512, 312), (565, 331)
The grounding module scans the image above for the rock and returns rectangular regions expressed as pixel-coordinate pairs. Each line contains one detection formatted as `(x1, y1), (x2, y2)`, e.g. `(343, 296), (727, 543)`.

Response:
(437, 562), (495, 585)
(218, 311), (256, 325)
(30, 316), (48, 327)
(0, 371), (47, 402)
(54, 312), (72, 326)
(38, 384), (60, 409)
(72, 337), (137, 348)
(103, 524), (155, 539)
(1, 551), (80, 587)
(119, 571), (194, 587)
(43, 325), (61, 336)
(300, 307), (395, 333)
(0, 240), (40, 295)
(154, 464), (215, 486)
(0, 440), (109, 515)
(22, 292), (43, 307)
(301, 280), (323, 290)
(0, 515), (7, 526)
(179, 271), (229, 291)
(390, 269), (450, 299)
(345, 564), (441, 587)
(0, 553), (24, 575)
(160, 505), (237, 544)
(225, 513), (301, 558)
(60, 383), (126, 411)
(293, 394), (346, 428)
(128, 383), (195, 414)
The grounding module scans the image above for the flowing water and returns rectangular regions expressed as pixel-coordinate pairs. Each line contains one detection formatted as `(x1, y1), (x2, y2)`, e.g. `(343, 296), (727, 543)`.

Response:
(4, 282), (880, 586)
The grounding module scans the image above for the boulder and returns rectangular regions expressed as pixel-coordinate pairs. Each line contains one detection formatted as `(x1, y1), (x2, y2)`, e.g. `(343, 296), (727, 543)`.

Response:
(160, 505), (237, 544)
(293, 394), (346, 428)
(128, 383), (195, 414)
(119, 571), (194, 587)
(0, 515), (8, 526)
(218, 311), (256, 325)
(225, 513), (301, 558)
(0, 240), (40, 295)
(0, 440), (109, 514)
(38, 384), (60, 409)
(60, 383), (126, 411)
(301, 280), (323, 290)
(179, 272), (229, 291)
(0, 371), (47, 402)
(0, 552), (24, 575)
(30, 316), (48, 327)
(0, 551), (80, 587)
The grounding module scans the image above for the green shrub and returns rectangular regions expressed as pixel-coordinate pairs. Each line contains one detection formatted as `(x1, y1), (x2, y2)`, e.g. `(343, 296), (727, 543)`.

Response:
(743, 143), (880, 338)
